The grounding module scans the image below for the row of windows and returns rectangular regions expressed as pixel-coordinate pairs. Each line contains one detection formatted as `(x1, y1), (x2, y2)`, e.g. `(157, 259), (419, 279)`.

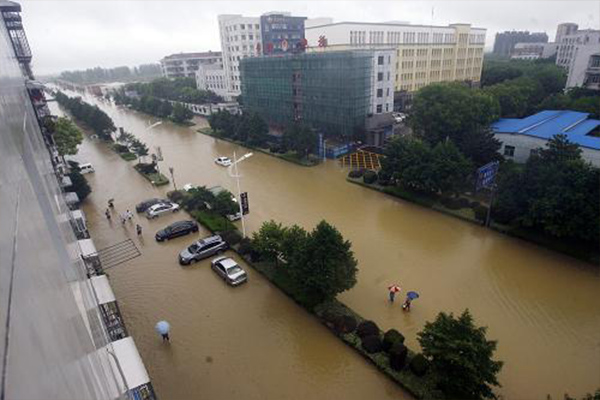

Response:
(227, 34), (256, 42)
(398, 57), (482, 69)
(226, 23), (260, 32)
(347, 30), (483, 45)
(376, 88), (392, 97)
(397, 67), (482, 82)
(375, 103), (391, 113)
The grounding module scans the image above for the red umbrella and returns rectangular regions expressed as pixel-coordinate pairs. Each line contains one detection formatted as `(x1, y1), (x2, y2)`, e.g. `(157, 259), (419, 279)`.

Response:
(388, 284), (401, 293)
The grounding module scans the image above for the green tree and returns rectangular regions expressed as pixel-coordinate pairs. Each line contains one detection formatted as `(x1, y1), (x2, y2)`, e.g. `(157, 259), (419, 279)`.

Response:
(279, 224), (309, 263)
(429, 140), (473, 195)
(182, 186), (214, 211)
(53, 117), (83, 156)
(246, 112), (269, 146)
(288, 221), (358, 304)
(410, 83), (501, 165)
(66, 169), (92, 201)
(211, 190), (238, 217)
(252, 220), (286, 263)
(418, 310), (503, 399)
(283, 124), (318, 158)
(171, 103), (194, 123)
(130, 138), (149, 163)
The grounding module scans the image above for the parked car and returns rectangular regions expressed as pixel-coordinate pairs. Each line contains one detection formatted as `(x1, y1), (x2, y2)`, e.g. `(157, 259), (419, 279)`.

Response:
(214, 156), (232, 167)
(79, 163), (95, 174)
(178, 235), (228, 265)
(211, 256), (247, 286)
(136, 198), (168, 213)
(146, 202), (180, 219)
(155, 220), (199, 242)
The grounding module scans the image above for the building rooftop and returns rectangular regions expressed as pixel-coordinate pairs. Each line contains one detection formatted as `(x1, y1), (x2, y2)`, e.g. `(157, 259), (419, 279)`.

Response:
(492, 110), (600, 150)
(161, 51), (221, 61)
(305, 21), (486, 31)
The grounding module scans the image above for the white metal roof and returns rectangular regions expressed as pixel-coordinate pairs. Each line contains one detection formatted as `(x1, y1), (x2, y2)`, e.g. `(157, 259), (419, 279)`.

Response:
(64, 192), (80, 204)
(108, 337), (151, 390)
(90, 275), (116, 305)
(71, 209), (86, 222)
(77, 238), (97, 257)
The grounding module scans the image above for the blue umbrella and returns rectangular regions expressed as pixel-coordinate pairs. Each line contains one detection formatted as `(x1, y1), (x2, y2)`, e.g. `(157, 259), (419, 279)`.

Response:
(155, 320), (170, 335)
(406, 291), (420, 300)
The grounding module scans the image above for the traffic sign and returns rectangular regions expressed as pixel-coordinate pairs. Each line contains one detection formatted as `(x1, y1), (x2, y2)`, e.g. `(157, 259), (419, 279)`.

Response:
(240, 192), (249, 215)
(476, 161), (499, 191)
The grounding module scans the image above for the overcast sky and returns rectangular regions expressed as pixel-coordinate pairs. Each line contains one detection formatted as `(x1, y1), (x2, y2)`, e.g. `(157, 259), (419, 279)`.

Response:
(19, 0), (600, 75)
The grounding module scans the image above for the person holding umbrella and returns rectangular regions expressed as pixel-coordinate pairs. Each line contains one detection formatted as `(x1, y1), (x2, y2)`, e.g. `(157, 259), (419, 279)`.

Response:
(388, 284), (401, 303)
(402, 291), (420, 311)
(155, 320), (171, 342)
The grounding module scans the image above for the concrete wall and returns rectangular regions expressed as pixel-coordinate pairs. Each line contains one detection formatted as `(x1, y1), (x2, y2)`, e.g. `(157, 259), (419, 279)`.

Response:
(496, 133), (600, 166)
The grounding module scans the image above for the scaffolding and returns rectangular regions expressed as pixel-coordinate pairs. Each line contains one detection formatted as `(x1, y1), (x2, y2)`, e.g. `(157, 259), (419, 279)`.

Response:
(241, 51), (372, 139)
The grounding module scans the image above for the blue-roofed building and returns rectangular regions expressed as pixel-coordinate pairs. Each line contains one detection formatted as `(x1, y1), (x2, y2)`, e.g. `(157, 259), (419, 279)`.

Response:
(491, 110), (600, 166)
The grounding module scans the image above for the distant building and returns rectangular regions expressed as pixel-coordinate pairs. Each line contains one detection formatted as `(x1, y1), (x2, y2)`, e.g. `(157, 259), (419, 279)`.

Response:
(305, 21), (486, 110)
(510, 42), (558, 60)
(492, 31), (548, 57)
(492, 110), (600, 166)
(159, 51), (222, 79)
(218, 12), (308, 99)
(240, 51), (374, 139)
(195, 64), (228, 98)
(583, 53), (600, 90)
(555, 23), (579, 44)
(556, 28), (600, 89)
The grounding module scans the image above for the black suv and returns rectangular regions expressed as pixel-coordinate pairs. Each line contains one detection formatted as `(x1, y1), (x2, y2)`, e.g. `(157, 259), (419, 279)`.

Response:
(136, 198), (168, 213)
(155, 220), (199, 242)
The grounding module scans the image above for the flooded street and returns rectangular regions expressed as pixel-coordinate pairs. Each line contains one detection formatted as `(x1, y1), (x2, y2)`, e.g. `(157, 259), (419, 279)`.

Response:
(51, 92), (600, 399)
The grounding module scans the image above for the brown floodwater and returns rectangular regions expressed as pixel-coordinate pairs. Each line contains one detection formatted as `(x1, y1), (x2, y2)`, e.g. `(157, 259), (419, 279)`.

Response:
(51, 91), (600, 399)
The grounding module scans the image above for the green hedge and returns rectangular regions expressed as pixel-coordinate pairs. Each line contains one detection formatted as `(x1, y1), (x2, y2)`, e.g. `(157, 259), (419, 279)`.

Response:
(191, 210), (236, 233)
(119, 152), (137, 161)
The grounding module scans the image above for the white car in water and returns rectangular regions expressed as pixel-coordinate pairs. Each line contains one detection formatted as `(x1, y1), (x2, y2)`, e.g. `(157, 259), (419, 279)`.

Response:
(214, 156), (232, 167)
(146, 202), (180, 219)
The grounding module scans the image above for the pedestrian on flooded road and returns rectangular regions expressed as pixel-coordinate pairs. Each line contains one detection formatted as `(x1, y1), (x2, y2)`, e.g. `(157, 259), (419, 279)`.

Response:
(136, 224), (142, 236)
(120, 213), (127, 225)
(388, 284), (401, 303)
(105, 209), (111, 220)
(126, 209), (133, 221)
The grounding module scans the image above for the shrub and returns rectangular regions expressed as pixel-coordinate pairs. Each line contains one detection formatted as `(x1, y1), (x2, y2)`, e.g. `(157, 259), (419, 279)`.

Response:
(474, 205), (489, 222)
(389, 342), (409, 371)
(441, 196), (462, 210)
(66, 171), (91, 201)
(363, 170), (378, 184)
(135, 162), (157, 174)
(356, 320), (379, 338)
(192, 210), (236, 233)
(457, 197), (471, 209)
(348, 169), (364, 178)
(221, 229), (242, 246)
(470, 200), (481, 209)
(238, 238), (254, 255)
(333, 314), (357, 334)
(361, 334), (383, 354)
(382, 329), (405, 352)
(409, 353), (430, 377)
(167, 190), (186, 204)
(113, 143), (129, 153)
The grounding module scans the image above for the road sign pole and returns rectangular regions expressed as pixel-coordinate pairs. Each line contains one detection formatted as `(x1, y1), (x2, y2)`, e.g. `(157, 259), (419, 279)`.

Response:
(485, 185), (496, 227)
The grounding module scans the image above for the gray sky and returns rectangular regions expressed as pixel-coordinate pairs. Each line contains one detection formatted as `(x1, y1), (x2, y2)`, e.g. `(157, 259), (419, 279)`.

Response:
(19, 0), (600, 75)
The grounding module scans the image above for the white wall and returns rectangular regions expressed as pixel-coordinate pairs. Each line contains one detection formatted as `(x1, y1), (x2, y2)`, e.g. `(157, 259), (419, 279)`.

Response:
(496, 133), (600, 167)
(370, 49), (396, 114)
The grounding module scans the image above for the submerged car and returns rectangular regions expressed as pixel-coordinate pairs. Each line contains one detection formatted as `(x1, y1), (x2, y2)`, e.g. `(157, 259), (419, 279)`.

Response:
(214, 156), (232, 167)
(178, 235), (228, 265)
(146, 202), (180, 219)
(155, 220), (199, 242)
(136, 198), (168, 213)
(211, 256), (247, 286)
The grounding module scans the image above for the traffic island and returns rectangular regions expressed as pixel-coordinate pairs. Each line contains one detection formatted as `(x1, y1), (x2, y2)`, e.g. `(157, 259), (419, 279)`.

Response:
(133, 163), (169, 186)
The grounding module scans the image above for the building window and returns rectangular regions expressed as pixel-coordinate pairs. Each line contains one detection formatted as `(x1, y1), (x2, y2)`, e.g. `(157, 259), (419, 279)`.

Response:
(240, 24), (245, 30)
(378, 56), (384, 65)
(386, 88), (390, 96)
(504, 145), (515, 157)
(377, 72), (383, 81)
(376, 104), (383, 113)
(255, 24), (260, 29)
(385, 104), (389, 112)
(377, 89), (383, 97)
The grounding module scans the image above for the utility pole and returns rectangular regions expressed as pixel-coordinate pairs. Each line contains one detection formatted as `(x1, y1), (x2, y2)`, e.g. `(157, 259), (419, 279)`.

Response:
(169, 167), (177, 191)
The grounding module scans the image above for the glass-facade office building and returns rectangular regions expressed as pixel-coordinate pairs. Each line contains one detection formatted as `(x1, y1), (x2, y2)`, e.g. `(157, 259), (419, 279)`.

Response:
(240, 51), (372, 139)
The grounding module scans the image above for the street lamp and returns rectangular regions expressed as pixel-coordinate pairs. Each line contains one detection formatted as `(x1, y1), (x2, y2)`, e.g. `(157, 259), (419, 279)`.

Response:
(228, 151), (253, 238)
(169, 166), (177, 191)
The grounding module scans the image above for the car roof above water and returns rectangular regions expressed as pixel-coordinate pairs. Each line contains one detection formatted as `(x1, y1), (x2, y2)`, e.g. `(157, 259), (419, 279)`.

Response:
(198, 235), (223, 246)
(168, 220), (195, 229)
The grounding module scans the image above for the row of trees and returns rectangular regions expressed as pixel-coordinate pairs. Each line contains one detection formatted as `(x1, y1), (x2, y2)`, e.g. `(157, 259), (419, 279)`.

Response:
(50, 117), (83, 156)
(59, 64), (161, 85)
(494, 135), (599, 244)
(251, 220), (358, 305)
(208, 110), (269, 147)
(115, 129), (150, 163)
(481, 58), (599, 118)
(55, 91), (116, 140)
(113, 92), (194, 124)
(124, 77), (224, 105)
(177, 186), (238, 218)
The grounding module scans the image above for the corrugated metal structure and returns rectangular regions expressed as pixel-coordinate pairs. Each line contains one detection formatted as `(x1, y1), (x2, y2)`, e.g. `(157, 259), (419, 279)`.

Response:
(240, 51), (372, 139)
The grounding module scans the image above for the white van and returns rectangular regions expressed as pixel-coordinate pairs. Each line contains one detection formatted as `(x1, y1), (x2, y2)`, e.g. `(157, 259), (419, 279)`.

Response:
(79, 163), (95, 174)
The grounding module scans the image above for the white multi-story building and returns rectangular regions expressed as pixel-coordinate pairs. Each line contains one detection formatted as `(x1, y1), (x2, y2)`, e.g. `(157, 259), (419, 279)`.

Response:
(556, 29), (600, 89)
(218, 14), (263, 98)
(555, 23), (579, 44)
(159, 51), (222, 79)
(195, 64), (228, 98)
(510, 42), (558, 60)
(305, 20), (486, 106)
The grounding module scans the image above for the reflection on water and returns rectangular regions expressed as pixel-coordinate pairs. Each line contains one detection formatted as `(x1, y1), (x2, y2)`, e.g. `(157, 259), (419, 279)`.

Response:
(51, 91), (600, 399)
